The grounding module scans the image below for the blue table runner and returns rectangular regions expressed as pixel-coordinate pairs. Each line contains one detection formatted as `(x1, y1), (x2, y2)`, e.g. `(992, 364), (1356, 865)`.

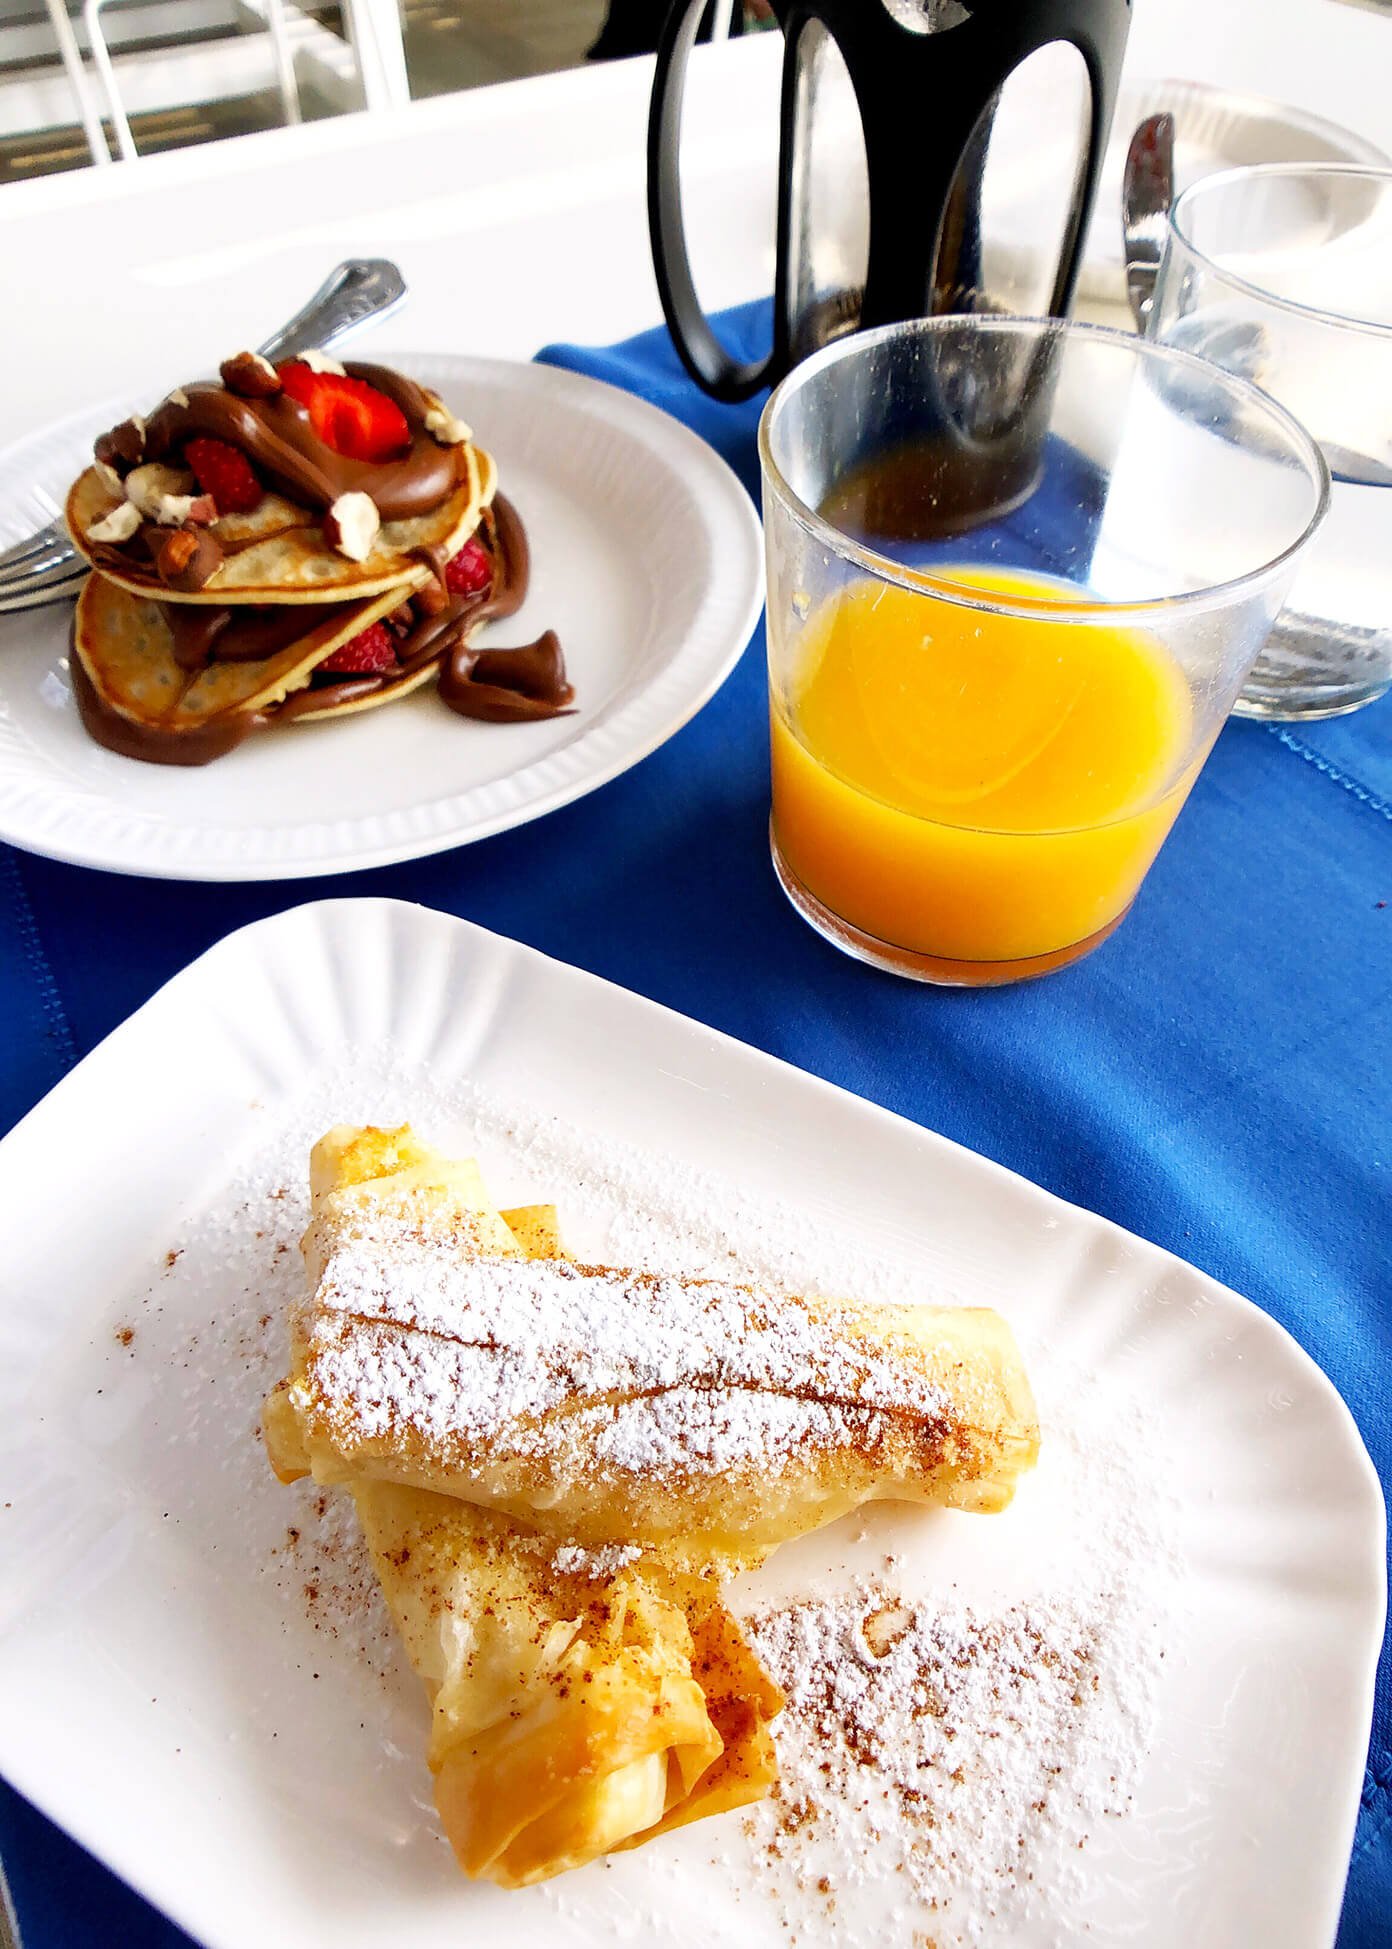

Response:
(2, 301), (1389, 1946)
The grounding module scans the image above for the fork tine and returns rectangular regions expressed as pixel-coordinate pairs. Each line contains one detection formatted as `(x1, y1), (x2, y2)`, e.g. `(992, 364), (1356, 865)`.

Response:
(0, 539), (78, 588)
(0, 571), (87, 614)
(9, 554), (86, 589)
(0, 521), (68, 577)
(0, 554), (87, 600)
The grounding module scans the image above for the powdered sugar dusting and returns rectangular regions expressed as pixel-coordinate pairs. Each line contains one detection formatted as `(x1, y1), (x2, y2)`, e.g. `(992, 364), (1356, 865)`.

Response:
(304, 1226), (953, 1480)
(734, 1347), (1178, 1947)
(744, 1578), (1160, 1946)
(549, 1541), (643, 1580)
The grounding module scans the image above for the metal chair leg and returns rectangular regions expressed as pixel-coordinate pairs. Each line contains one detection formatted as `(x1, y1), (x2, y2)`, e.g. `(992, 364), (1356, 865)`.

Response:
(40, 0), (110, 165)
(340, 0), (410, 113)
(81, 0), (138, 161)
(264, 0), (303, 127)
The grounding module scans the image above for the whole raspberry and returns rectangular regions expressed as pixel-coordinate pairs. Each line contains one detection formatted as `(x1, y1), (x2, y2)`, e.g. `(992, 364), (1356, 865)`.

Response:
(445, 537), (492, 597)
(319, 622), (398, 676)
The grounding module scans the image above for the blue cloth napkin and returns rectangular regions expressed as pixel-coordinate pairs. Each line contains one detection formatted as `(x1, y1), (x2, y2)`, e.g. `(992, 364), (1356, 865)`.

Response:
(2, 301), (1389, 1947)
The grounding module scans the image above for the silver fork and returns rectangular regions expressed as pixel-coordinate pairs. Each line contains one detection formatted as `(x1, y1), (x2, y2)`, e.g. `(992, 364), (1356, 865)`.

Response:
(0, 258), (407, 614)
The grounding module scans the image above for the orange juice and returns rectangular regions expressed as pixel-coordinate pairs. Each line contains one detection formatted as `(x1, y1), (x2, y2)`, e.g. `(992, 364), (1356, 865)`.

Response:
(769, 568), (1204, 980)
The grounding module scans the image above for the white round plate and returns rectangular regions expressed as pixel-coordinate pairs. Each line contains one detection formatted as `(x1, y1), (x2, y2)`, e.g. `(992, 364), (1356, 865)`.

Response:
(0, 354), (764, 881)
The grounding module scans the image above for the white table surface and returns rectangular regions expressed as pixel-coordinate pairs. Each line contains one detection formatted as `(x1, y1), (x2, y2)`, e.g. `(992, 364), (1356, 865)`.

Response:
(0, 0), (1388, 447)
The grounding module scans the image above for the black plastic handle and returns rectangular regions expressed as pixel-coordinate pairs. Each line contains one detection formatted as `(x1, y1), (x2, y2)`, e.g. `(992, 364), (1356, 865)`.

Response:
(648, 0), (779, 403)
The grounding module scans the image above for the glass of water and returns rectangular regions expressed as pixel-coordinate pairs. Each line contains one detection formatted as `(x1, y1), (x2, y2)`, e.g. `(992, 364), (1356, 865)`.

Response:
(1149, 163), (1392, 720)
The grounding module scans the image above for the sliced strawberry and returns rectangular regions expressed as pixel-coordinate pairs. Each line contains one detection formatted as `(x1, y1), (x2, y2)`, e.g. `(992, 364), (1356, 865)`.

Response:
(318, 622), (398, 677)
(445, 537), (492, 597)
(184, 436), (263, 515)
(278, 362), (410, 463)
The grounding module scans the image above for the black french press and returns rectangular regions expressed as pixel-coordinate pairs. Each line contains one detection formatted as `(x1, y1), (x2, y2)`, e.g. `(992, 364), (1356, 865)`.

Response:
(648, 0), (1132, 404)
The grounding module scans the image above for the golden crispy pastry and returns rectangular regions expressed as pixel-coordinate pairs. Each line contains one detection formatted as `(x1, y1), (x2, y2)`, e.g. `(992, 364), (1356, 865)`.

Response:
(305, 1156), (779, 1887)
(353, 1479), (780, 1887)
(264, 1126), (1039, 1555)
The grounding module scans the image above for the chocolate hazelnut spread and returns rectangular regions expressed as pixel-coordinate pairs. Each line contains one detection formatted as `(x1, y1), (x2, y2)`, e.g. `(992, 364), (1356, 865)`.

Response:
(86, 519), (320, 585)
(159, 601), (343, 671)
(274, 675), (388, 720)
(94, 419), (144, 474)
(484, 493), (529, 622)
(441, 630), (575, 722)
(70, 634), (265, 765)
(132, 362), (459, 524)
(392, 493), (571, 720)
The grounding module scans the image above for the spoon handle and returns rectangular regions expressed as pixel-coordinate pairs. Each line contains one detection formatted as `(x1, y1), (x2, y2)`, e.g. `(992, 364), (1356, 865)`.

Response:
(1122, 112), (1176, 332)
(255, 258), (407, 363)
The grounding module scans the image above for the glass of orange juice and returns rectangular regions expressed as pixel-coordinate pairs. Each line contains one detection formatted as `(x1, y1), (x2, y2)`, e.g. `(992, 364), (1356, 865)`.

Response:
(759, 317), (1328, 985)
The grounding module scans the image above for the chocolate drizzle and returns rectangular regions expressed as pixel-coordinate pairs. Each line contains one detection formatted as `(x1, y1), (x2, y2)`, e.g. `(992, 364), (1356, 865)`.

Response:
(274, 675), (388, 720)
(134, 362), (460, 523)
(441, 629), (574, 722)
(86, 517), (321, 584)
(70, 633), (265, 766)
(160, 601), (335, 671)
(394, 492), (572, 721)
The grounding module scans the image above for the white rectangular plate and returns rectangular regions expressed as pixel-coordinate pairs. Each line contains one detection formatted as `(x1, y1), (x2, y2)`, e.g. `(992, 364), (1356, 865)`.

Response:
(0, 898), (1382, 1949)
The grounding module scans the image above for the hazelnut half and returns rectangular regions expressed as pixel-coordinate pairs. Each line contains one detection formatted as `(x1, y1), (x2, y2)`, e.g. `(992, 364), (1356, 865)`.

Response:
(85, 500), (142, 546)
(220, 350), (281, 398)
(324, 491), (380, 562)
(157, 526), (223, 592)
(94, 416), (146, 475)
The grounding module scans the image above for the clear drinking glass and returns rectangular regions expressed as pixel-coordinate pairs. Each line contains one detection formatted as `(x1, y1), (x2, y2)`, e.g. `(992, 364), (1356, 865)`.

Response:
(1149, 163), (1392, 720)
(759, 316), (1328, 986)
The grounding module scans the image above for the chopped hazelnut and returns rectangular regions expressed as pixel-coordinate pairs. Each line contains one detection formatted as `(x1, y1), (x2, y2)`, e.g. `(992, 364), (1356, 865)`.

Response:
(157, 526), (223, 592)
(94, 416), (146, 475)
(125, 463), (209, 526)
(85, 500), (142, 545)
(424, 402), (473, 446)
(323, 492), (380, 562)
(220, 350), (281, 398)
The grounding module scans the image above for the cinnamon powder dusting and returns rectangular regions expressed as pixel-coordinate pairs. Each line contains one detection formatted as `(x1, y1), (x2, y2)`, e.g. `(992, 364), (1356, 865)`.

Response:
(744, 1585), (1139, 1946)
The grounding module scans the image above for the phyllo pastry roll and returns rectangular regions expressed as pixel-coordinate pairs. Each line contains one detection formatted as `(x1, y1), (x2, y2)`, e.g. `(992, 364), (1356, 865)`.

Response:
(265, 1126), (1039, 1555)
(352, 1480), (780, 1887)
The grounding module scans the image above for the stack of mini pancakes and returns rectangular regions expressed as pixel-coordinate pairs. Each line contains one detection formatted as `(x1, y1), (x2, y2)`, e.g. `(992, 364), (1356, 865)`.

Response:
(63, 351), (570, 765)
